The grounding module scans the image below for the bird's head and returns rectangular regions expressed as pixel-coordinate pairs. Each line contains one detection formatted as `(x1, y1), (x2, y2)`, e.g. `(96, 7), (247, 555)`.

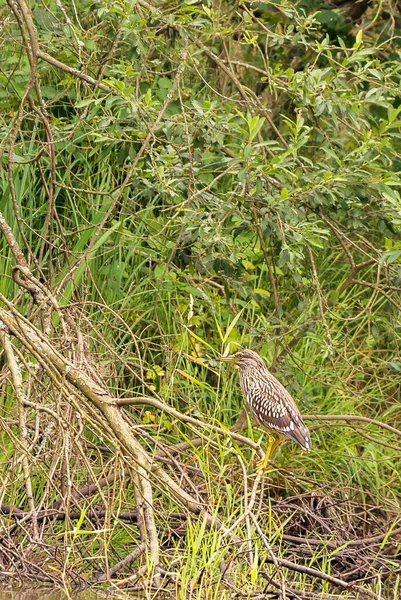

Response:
(219, 348), (266, 370)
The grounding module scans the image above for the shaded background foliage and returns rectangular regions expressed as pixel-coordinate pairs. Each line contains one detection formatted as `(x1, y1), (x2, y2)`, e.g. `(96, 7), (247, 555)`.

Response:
(1, 0), (401, 596)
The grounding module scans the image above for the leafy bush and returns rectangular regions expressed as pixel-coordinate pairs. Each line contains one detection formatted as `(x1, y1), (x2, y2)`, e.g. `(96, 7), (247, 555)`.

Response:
(0, 0), (401, 596)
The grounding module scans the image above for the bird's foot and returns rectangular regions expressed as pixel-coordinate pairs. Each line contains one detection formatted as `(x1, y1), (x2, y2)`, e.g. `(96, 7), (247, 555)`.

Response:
(255, 455), (272, 473)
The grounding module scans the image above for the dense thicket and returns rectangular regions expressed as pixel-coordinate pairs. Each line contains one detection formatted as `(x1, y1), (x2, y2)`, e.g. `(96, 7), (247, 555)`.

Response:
(1, 1), (401, 598)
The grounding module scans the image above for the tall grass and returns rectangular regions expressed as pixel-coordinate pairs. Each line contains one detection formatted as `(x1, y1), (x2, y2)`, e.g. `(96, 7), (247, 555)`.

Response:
(1, 0), (401, 597)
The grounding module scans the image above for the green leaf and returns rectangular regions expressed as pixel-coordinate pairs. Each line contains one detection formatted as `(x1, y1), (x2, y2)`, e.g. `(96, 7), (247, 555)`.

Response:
(253, 288), (271, 297)
(176, 369), (216, 394)
(379, 249), (401, 266)
(222, 309), (244, 344)
(355, 29), (363, 47)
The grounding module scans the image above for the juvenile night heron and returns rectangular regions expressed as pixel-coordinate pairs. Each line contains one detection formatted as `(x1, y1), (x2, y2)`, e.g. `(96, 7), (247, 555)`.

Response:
(220, 349), (311, 471)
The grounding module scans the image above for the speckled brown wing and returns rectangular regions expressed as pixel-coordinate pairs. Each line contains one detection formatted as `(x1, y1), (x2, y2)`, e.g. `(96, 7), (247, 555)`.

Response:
(241, 370), (311, 452)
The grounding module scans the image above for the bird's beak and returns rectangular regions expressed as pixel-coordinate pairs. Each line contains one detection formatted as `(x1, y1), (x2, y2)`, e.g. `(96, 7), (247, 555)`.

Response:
(218, 354), (237, 362)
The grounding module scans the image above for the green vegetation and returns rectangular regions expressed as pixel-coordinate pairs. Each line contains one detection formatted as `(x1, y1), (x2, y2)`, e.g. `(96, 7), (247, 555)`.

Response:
(1, 0), (401, 598)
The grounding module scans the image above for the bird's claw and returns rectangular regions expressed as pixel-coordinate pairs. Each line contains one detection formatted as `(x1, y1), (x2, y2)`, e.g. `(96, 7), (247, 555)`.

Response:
(255, 456), (271, 473)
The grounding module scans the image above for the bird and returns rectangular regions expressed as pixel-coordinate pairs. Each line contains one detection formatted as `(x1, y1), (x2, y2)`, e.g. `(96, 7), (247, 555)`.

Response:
(219, 349), (311, 471)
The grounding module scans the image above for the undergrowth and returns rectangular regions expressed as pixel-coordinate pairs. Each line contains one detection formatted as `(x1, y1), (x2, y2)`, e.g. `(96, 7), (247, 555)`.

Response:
(0, 0), (401, 598)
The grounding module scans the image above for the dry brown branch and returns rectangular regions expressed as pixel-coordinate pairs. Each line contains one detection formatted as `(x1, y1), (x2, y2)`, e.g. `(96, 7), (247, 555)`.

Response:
(36, 50), (111, 90)
(350, 279), (401, 310)
(117, 395), (263, 456)
(95, 542), (146, 583)
(262, 557), (380, 600)
(0, 213), (29, 268)
(0, 327), (39, 540)
(281, 523), (401, 549)
(304, 414), (401, 439)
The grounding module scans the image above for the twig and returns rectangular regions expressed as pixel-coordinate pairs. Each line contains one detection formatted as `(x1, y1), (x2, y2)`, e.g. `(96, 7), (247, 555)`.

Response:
(117, 395), (263, 456)
(0, 326), (39, 540)
(36, 49), (110, 90)
(308, 247), (333, 349)
(304, 414), (401, 438)
(261, 556), (379, 599)
(94, 542), (146, 582)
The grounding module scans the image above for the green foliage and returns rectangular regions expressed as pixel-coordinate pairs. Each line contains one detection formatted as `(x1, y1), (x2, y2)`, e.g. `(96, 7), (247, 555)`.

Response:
(1, 0), (401, 595)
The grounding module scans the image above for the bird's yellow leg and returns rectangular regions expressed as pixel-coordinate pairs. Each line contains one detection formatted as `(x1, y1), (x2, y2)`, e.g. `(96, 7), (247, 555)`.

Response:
(256, 434), (281, 472)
